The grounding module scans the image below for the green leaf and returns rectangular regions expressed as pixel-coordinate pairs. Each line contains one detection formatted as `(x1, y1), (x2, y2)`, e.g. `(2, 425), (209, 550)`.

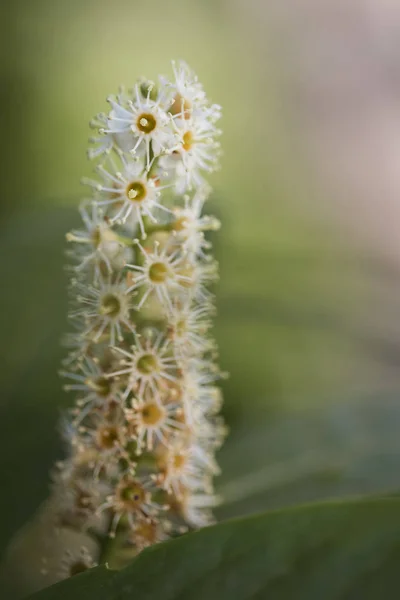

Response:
(216, 395), (400, 520)
(27, 498), (400, 600)
(26, 565), (115, 600)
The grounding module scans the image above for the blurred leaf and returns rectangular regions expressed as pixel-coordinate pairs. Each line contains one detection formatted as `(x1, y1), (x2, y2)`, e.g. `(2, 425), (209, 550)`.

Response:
(0, 207), (76, 559)
(27, 564), (113, 600)
(217, 394), (400, 520)
(28, 498), (400, 600)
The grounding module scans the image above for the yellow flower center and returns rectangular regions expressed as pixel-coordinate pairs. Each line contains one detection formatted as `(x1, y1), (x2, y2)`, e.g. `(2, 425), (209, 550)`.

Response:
(149, 261), (169, 283)
(172, 216), (188, 232)
(173, 452), (186, 470)
(126, 181), (147, 203)
(182, 130), (194, 151)
(141, 402), (165, 426)
(137, 112), (157, 134)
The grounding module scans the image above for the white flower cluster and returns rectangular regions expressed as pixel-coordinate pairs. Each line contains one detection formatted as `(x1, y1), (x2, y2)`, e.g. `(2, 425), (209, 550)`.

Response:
(52, 61), (225, 576)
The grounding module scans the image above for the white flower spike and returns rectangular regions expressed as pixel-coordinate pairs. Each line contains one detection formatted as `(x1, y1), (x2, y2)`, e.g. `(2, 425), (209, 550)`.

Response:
(51, 60), (225, 576)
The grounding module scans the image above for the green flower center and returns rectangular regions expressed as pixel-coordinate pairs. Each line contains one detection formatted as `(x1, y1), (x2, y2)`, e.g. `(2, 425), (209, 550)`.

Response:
(100, 293), (122, 318)
(176, 318), (187, 337)
(120, 481), (146, 507)
(137, 353), (158, 374)
(91, 226), (102, 248)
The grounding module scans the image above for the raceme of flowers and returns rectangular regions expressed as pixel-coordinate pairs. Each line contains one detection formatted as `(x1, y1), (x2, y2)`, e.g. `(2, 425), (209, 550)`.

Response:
(51, 60), (225, 578)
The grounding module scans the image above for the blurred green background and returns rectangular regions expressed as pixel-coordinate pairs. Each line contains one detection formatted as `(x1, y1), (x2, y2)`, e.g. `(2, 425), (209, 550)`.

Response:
(2, 0), (400, 595)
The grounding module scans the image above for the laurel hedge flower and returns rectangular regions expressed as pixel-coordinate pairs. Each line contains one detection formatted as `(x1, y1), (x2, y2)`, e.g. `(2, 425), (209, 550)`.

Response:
(51, 60), (224, 580)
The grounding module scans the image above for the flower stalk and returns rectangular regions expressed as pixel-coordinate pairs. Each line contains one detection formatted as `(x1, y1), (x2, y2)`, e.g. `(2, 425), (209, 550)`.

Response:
(51, 60), (225, 578)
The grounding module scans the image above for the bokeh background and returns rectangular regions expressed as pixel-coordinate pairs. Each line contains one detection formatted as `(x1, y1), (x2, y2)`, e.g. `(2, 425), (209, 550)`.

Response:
(3, 0), (400, 596)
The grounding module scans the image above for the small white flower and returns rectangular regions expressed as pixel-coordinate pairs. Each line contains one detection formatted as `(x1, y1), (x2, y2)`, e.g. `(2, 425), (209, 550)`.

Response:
(126, 240), (192, 314)
(66, 200), (126, 279)
(60, 358), (117, 416)
(129, 518), (169, 551)
(160, 110), (221, 194)
(69, 275), (135, 346)
(194, 414), (227, 453)
(60, 546), (97, 579)
(106, 85), (175, 167)
(163, 61), (222, 121)
(88, 112), (114, 160)
(53, 470), (108, 530)
(74, 402), (128, 476)
(126, 396), (183, 452)
(176, 115), (221, 192)
(110, 332), (177, 399)
(170, 255), (218, 303)
(171, 186), (220, 258)
(158, 437), (219, 498)
(85, 153), (171, 236)
(97, 474), (162, 537)
(89, 86), (142, 159)
(61, 321), (94, 368)
(162, 60), (206, 117)
(180, 362), (222, 428)
(167, 298), (215, 357)
(173, 488), (220, 528)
